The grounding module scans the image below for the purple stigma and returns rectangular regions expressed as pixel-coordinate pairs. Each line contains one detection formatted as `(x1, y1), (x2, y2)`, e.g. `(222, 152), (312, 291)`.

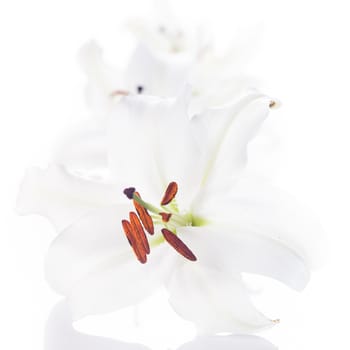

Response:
(123, 187), (136, 199)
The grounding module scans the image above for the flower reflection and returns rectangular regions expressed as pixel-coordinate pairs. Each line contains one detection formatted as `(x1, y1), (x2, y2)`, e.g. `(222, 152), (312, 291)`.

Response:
(45, 302), (148, 350)
(45, 301), (277, 350)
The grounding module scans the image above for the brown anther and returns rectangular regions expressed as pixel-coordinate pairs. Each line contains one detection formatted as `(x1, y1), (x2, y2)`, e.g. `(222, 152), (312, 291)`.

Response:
(161, 182), (178, 205)
(122, 220), (147, 264)
(110, 90), (130, 97)
(133, 192), (154, 235)
(129, 212), (150, 255)
(161, 228), (197, 262)
(160, 212), (172, 223)
(269, 100), (279, 109)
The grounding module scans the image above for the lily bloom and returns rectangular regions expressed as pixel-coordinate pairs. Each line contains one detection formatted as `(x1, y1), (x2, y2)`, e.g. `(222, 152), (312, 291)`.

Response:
(54, 18), (261, 173)
(17, 91), (322, 333)
(79, 18), (258, 116)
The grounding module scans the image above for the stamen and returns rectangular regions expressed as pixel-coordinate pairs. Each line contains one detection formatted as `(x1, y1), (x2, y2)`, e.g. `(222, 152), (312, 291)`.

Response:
(269, 99), (280, 109)
(161, 228), (197, 262)
(122, 185), (197, 263)
(133, 192), (155, 235)
(122, 220), (147, 264)
(129, 212), (150, 255)
(110, 90), (130, 97)
(136, 85), (144, 94)
(161, 182), (178, 205)
(160, 212), (172, 223)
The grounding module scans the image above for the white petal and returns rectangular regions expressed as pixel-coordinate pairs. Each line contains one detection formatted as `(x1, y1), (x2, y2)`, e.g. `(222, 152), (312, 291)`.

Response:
(79, 41), (119, 89)
(45, 206), (131, 295)
(177, 226), (310, 291)
(124, 45), (191, 97)
(127, 18), (197, 55)
(54, 119), (108, 172)
(167, 264), (274, 334)
(127, 18), (171, 53)
(193, 175), (325, 269)
(16, 165), (119, 231)
(193, 93), (273, 189)
(79, 40), (122, 115)
(189, 73), (258, 115)
(68, 242), (176, 321)
(179, 335), (277, 350)
(107, 90), (205, 207)
(45, 207), (176, 320)
(68, 246), (173, 321)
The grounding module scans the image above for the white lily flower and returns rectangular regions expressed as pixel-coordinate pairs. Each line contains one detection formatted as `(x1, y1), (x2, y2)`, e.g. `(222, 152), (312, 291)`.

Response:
(78, 41), (192, 117)
(79, 20), (258, 116)
(126, 15), (260, 114)
(55, 42), (192, 173)
(55, 17), (262, 173)
(17, 91), (322, 334)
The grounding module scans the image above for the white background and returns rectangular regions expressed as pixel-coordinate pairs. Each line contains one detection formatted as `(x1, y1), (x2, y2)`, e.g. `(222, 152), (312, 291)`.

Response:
(1, 0), (349, 349)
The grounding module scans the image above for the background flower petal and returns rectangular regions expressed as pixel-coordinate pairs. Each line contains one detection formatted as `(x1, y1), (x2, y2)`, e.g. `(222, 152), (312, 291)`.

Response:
(79, 40), (123, 116)
(124, 44), (191, 97)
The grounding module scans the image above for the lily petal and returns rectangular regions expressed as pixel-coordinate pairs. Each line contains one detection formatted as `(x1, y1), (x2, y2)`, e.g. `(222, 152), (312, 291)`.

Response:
(45, 207), (177, 320)
(107, 90), (205, 207)
(127, 18), (198, 56)
(193, 93), (272, 189)
(124, 44), (191, 97)
(79, 40), (122, 116)
(167, 264), (274, 334)
(68, 242), (176, 321)
(177, 226), (310, 291)
(16, 165), (119, 231)
(189, 73), (258, 115)
(54, 119), (108, 172)
(193, 175), (325, 268)
(45, 206), (130, 295)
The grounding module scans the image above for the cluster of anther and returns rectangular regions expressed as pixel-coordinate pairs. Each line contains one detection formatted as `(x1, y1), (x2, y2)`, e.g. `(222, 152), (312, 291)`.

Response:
(122, 182), (197, 264)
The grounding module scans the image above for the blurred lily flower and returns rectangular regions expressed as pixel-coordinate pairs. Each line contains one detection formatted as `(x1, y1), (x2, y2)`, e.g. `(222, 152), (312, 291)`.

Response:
(54, 15), (262, 173)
